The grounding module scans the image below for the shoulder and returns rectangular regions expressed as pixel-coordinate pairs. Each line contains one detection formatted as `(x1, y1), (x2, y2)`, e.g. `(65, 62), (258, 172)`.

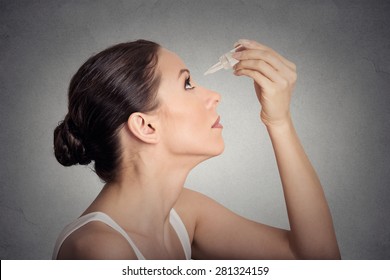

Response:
(176, 187), (230, 214)
(178, 187), (221, 204)
(175, 188), (218, 214)
(57, 221), (137, 260)
(174, 188), (227, 239)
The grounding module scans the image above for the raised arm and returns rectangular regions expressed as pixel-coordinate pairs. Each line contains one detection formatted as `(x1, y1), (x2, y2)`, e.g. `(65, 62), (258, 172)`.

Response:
(232, 39), (340, 259)
(184, 39), (340, 260)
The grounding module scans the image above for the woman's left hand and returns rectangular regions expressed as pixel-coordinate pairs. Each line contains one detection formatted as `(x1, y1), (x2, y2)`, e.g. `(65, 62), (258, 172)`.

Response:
(232, 39), (297, 127)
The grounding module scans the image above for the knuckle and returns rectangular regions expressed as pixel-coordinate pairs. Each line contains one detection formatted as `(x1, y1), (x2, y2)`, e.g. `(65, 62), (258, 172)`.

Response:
(279, 79), (289, 89)
(290, 72), (298, 84)
(262, 50), (272, 60)
(291, 62), (297, 71)
(258, 60), (268, 68)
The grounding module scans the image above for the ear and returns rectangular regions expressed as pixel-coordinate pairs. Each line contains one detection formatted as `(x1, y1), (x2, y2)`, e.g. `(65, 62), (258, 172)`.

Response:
(127, 113), (159, 144)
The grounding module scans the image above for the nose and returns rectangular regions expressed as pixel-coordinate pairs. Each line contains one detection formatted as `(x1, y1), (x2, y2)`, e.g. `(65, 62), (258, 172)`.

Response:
(203, 87), (221, 109)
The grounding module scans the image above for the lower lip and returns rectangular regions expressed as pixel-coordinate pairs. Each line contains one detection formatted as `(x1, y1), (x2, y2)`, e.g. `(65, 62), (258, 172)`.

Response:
(212, 118), (223, 129)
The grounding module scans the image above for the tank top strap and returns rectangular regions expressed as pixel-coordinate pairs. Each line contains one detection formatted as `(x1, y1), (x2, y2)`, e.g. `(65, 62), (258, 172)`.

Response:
(170, 208), (192, 259)
(52, 212), (145, 260)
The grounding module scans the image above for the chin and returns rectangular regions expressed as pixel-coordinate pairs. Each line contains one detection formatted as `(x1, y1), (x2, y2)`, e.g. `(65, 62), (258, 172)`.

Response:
(194, 144), (224, 164)
(215, 142), (225, 156)
(189, 139), (225, 166)
(207, 141), (225, 158)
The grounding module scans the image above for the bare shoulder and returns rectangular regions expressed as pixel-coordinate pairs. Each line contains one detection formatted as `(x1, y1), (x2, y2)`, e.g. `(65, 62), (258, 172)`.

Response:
(176, 187), (231, 214)
(174, 188), (225, 241)
(57, 221), (137, 260)
(175, 188), (218, 214)
(176, 187), (211, 205)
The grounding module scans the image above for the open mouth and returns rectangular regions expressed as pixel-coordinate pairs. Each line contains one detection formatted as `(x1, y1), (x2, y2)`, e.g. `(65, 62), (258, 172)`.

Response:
(212, 116), (223, 129)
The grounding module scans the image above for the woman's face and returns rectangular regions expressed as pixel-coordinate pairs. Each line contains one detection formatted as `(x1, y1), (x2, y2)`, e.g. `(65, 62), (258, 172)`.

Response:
(155, 48), (224, 163)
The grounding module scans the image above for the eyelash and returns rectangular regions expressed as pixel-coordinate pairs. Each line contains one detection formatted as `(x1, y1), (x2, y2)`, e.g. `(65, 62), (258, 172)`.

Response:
(185, 76), (195, 90)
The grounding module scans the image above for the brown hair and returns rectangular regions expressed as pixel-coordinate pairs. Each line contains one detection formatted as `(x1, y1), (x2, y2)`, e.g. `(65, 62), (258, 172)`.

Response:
(53, 40), (161, 182)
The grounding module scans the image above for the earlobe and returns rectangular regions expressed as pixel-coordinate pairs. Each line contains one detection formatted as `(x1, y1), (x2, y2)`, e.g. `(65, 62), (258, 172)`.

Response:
(127, 113), (159, 144)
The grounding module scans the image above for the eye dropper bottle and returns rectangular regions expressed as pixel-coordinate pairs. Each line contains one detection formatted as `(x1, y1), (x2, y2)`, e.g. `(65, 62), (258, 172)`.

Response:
(204, 46), (240, 75)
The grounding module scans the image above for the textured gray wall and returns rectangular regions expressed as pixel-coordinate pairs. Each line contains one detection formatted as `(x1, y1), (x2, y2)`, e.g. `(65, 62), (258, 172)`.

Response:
(1, 0), (389, 259)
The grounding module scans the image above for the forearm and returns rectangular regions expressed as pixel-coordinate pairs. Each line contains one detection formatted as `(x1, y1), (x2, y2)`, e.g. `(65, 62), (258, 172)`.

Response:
(267, 117), (340, 259)
(232, 39), (339, 258)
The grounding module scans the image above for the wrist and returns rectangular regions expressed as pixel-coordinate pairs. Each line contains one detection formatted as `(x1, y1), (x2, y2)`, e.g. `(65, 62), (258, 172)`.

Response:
(262, 111), (293, 129)
(264, 116), (294, 136)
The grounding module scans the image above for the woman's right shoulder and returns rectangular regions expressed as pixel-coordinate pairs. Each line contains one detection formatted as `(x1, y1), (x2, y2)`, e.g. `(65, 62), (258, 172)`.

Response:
(57, 220), (137, 260)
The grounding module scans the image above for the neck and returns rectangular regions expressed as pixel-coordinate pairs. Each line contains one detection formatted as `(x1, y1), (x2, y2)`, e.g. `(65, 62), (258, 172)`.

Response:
(97, 149), (196, 238)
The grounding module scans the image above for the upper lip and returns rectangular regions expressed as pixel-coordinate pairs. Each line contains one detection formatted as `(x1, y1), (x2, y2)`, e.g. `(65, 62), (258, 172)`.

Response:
(212, 116), (221, 128)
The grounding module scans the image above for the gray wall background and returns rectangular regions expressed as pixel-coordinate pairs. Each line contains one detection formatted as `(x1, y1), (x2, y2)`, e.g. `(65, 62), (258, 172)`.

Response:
(1, 0), (389, 259)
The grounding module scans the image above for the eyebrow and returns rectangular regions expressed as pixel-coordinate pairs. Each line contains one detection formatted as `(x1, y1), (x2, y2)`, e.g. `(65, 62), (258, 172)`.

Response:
(178, 69), (190, 79)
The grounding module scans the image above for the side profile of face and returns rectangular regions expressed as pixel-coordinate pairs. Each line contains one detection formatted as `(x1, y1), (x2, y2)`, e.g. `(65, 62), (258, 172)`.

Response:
(155, 48), (224, 164)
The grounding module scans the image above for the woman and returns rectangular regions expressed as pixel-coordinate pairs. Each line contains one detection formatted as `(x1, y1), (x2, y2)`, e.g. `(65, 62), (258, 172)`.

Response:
(52, 39), (340, 259)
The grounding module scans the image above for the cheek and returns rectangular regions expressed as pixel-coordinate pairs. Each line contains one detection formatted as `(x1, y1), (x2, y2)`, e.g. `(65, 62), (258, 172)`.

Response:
(168, 108), (206, 137)
(160, 105), (210, 149)
(162, 98), (205, 129)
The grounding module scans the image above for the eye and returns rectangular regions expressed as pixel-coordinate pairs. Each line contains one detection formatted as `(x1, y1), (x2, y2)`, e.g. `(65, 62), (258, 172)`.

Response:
(185, 76), (195, 90)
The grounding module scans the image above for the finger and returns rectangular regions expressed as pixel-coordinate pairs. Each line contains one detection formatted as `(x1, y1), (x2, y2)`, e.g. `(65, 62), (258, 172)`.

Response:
(234, 67), (273, 90)
(233, 49), (291, 75)
(241, 40), (296, 70)
(236, 58), (297, 86)
(234, 39), (296, 71)
(235, 59), (286, 84)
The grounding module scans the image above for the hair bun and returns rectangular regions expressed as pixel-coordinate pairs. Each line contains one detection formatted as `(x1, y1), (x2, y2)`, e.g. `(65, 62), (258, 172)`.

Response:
(53, 115), (91, 166)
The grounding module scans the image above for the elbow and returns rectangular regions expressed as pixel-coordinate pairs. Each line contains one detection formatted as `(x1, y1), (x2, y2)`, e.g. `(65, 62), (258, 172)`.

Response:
(289, 232), (341, 260)
(322, 247), (341, 260)
(289, 236), (341, 260)
(295, 246), (341, 260)
(313, 248), (341, 260)
(317, 240), (342, 260)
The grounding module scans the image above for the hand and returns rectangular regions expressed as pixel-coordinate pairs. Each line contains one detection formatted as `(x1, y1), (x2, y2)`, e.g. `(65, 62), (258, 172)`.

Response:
(232, 39), (297, 127)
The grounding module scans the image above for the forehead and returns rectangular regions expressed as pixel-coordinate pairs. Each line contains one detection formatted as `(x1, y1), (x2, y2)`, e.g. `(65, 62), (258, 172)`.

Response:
(157, 48), (187, 77)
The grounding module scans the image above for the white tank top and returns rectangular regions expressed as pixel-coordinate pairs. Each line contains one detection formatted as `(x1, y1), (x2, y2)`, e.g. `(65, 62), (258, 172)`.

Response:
(52, 209), (191, 259)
